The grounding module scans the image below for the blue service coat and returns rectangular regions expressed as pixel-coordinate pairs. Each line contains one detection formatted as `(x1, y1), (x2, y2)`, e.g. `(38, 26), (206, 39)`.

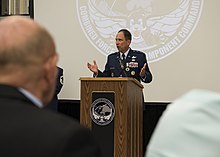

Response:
(97, 48), (152, 83)
(47, 66), (63, 110)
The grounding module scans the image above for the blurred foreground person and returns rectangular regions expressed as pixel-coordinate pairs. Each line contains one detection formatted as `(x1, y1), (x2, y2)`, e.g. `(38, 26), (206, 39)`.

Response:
(145, 89), (220, 157)
(0, 16), (101, 157)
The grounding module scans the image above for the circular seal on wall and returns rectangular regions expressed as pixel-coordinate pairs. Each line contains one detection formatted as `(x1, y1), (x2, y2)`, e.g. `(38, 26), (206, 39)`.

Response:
(90, 98), (115, 126)
(76, 0), (203, 63)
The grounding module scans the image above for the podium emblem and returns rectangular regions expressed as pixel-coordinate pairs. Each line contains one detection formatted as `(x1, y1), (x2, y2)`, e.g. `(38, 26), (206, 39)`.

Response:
(90, 98), (115, 126)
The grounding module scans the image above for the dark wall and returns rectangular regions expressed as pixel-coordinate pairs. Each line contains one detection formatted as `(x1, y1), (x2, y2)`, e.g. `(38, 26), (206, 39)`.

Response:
(58, 100), (80, 120)
(143, 103), (168, 151)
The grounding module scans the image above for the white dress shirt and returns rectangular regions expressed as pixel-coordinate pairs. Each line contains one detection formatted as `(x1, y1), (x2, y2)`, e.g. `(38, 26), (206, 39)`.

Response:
(19, 88), (43, 108)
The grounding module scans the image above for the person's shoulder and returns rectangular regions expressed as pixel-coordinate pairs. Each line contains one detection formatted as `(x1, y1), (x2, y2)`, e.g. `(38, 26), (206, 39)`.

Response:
(175, 89), (220, 107)
(130, 49), (146, 57)
(132, 49), (145, 55)
(108, 52), (118, 57)
(33, 103), (89, 127)
(57, 66), (63, 72)
(57, 66), (63, 78)
(107, 52), (119, 59)
(35, 108), (80, 129)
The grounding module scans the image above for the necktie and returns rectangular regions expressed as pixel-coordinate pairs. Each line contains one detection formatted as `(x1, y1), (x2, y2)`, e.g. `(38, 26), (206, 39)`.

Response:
(121, 53), (127, 77)
(121, 53), (126, 70)
(122, 53), (126, 61)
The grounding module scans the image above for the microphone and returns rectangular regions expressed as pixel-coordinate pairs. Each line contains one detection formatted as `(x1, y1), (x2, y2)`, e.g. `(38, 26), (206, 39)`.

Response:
(117, 56), (127, 77)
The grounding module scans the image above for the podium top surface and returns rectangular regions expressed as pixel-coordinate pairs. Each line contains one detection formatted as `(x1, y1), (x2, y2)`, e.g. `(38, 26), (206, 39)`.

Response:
(80, 77), (143, 88)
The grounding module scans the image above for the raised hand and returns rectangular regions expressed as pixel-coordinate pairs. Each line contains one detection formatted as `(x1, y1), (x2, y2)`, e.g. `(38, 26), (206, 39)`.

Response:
(87, 60), (98, 75)
(140, 63), (146, 77)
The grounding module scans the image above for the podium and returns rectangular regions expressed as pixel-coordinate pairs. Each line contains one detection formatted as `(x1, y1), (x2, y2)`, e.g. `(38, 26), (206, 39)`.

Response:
(80, 77), (143, 157)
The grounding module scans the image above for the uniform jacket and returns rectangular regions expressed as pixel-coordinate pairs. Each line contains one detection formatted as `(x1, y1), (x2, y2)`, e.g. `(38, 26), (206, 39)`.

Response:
(97, 48), (152, 83)
(0, 84), (101, 157)
(47, 66), (63, 110)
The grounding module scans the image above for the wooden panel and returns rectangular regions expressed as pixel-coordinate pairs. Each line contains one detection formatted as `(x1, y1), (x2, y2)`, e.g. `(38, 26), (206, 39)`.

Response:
(80, 77), (143, 157)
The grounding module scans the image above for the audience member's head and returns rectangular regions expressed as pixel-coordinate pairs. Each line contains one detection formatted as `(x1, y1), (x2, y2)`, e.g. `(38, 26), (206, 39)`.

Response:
(0, 16), (58, 106)
(0, 16), (102, 157)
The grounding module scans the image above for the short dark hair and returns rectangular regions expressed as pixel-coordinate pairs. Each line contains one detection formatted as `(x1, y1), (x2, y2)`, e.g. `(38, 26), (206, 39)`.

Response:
(118, 29), (132, 41)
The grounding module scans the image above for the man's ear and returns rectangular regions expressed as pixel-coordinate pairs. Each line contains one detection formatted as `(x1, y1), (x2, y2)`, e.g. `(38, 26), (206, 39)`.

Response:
(127, 39), (131, 46)
(43, 54), (58, 83)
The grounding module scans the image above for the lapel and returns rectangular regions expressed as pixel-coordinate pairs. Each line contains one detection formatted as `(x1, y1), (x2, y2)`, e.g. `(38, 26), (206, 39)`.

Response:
(114, 52), (122, 69)
(126, 49), (135, 63)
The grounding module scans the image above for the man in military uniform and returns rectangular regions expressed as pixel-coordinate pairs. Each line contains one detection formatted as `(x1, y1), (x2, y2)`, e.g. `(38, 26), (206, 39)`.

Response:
(87, 29), (152, 84)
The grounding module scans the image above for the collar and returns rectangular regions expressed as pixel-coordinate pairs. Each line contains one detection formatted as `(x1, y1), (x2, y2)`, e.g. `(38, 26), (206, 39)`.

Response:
(120, 48), (130, 60)
(19, 88), (43, 108)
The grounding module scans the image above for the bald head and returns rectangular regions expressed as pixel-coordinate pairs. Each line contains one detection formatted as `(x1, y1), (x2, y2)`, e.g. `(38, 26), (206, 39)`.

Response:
(0, 16), (58, 106)
(0, 16), (56, 70)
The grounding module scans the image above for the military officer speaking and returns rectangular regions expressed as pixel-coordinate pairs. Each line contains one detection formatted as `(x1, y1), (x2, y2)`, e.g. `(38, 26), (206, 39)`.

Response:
(87, 29), (153, 84)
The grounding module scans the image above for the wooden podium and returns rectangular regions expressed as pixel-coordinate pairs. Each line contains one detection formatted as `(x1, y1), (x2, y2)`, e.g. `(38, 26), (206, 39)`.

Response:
(80, 77), (143, 157)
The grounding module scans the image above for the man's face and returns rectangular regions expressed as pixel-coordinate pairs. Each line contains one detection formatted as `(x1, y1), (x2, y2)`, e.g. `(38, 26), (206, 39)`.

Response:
(115, 32), (131, 53)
